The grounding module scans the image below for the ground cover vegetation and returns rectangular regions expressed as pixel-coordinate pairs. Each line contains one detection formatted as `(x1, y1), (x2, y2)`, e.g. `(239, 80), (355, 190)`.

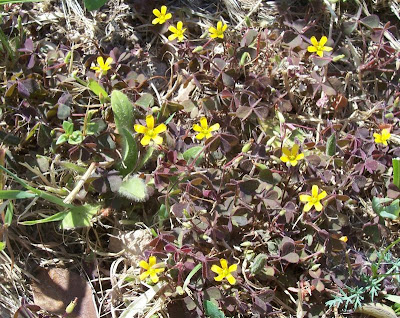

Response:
(0, 0), (400, 317)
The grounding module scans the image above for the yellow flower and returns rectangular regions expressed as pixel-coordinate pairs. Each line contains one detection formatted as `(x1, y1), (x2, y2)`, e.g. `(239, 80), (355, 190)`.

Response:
(280, 144), (304, 166)
(152, 5), (172, 25)
(134, 115), (167, 146)
(307, 36), (333, 57)
(168, 21), (186, 42)
(139, 256), (165, 283)
(373, 129), (391, 146)
(299, 185), (327, 212)
(91, 56), (113, 76)
(211, 258), (237, 285)
(209, 21), (228, 39)
(339, 236), (348, 243)
(193, 117), (220, 140)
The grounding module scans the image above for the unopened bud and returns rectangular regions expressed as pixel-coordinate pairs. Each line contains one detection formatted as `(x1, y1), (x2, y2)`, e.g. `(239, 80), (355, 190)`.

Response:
(65, 298), (77, 314)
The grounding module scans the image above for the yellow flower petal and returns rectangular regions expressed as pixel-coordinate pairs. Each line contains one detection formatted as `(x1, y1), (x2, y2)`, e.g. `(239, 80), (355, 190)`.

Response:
(168, 26), (177, 33)
(312, 185), (319, 197)
(307, 46), (317, 53)
(339, 236), (348, 242)
(177, 21), (183, 30)
(323, 46), (333, 52)
(310, 36), (318, 47)
(139, 260), (149, 269)
(134, 124), (147, 134)
(205, 132), (213, 139)
(152, 135), (163, 145)
(155, 268), (165, 274)
(291, 144), (299, 156)
(145, 115), (154, 130)
(211, 265), (223, 274)
(200, 117), (208, 129)
(168, 34), (177, 41)
(317, 50), (324, 57)
(319, 36), (328, 46)
(303, 202), (313, 212)
(220, 259), (228, 269)
(280, 156), (289, 163)
(196, 133), (205, 140)
(165, 13), (172, 20)
(105, 57), (113, 67)
(299, 194), (311, 203)
(226, 274), (236, 285)
(214, 274), (224, 281)
(160, 5), (167, 15)
(222, 23), (228, 32)
(228, 264), (237, 272)
(91, 66), (100, 71)
(193, 124), (202, 132)
(149, 256), (157, 267)
(154, 123), (167, 134)
(217, 21), (222, 30)
(314, 201), (323, 211)
(289, 160), (298, 166)
(209, 123), (220, 131)
(140, 271), (150, 280)
(282, 147), (291, 156)
(152, 17), (160, 25)
(382, 129), (391, 139)
(150, 273), (159, 283)
(97, 56), (105, 68)
(141, 135), (151, 146)
(296, 153), (305, 160)
(153, 8), (161, 17)
(318, 190), (327, 200)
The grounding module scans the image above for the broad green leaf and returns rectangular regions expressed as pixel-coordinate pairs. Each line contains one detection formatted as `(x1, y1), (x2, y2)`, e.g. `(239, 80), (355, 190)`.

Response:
(183, 146), (204, 166)
(62, 121), (74, 135)
(68, 130), (84, 145)
(118, 176), (148, 202)
(60, 204), (100, 229)
(204, 300), (225, 318)
(111, 90), (135, 134)
(135, 93), (154, 108)
(20, 211), (68, 225)
(83, 0), (108, 11)
(88, 79), (110, 101)
(326, 133), (336, 156)
(135, 146), (155, 172)
(118, 127), (138, 176)
(0, 190), (37, 200)
(56, 134), (68, 145)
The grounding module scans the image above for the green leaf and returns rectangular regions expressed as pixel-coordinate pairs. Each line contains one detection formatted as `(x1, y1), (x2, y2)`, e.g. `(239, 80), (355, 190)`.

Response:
(0, 190), (37, 200)
(183, 146), (204, 166)
(118, 127), (138, 176)
(393, 158), (400, 189)
(111, 90), (135, 134)
(326, 133), (336, 156)
(83, 0), (108, 11)
(385, 294), (400, 305)
(60, 204), (100, 229)
(204, 300), (225, 318)
(0, 241), (5, 252)
(135, 147), (155, 172)
(88, 79), (110, 101)
(118, 176), (148, 202)
(56, 134), (69, 145)
(5, 201), (13, 226)
(62, 121), (74, 135)
(135, 93), (154, 108)
(20, 211), (68, 225)
(68, 131), (84, 145)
